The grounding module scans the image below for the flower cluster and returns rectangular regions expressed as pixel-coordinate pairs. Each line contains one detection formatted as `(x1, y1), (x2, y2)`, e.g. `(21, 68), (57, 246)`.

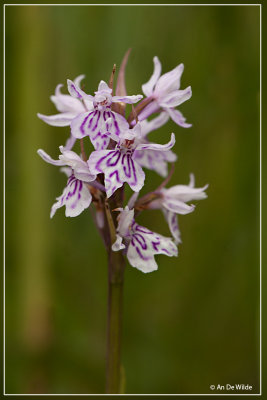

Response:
(38, 53), (207, 273)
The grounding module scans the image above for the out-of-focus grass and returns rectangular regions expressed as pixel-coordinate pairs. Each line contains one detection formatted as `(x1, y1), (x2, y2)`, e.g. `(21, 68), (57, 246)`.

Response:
(5, 5), (260, 394)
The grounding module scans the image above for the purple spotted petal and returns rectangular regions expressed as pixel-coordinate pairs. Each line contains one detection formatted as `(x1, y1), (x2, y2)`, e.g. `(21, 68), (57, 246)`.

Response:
(142, 56), (162, 97)
(88, 149), (145, 198)
(50, 174), (92, 218)
(127, 222), (178, 273)
(135, 132), (175, 152)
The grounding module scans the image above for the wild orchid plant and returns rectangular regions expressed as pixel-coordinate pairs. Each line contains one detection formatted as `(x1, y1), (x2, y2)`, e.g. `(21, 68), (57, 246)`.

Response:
(37, 50), (208, 394)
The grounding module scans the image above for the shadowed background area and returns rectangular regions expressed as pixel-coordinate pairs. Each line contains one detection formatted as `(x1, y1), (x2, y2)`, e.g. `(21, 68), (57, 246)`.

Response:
(5, 5), (260, 394)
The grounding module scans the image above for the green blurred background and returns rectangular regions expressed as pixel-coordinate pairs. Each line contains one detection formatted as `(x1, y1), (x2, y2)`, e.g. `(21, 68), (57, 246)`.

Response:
(5, 5), (260, 395)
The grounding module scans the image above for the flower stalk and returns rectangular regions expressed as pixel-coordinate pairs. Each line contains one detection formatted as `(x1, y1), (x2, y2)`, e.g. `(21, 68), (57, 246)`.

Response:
(106, 248), (125, 394)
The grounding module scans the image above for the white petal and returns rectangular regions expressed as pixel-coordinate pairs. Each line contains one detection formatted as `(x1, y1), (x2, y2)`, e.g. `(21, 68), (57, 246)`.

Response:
(59, 148), (96, 182)
(112, 234), (126, 251)
(159, 87), (192, 108)
(140, 112), (170, 136)
(37, 112), (76, 127)
(37, 149), (65, 166)
(155, 63), (184, 95)
(117, 207), (135, 237)
(97, 80), (112, 93)
(50, 94), (85, 114)
(165, 108), (192, 128)
(73, 74), (86, 87)
(142, 56), (162, 97)
(163, 209), (182, 244)
(63, 135), (77, 151)
(164, 183), (208, 202)
(135, 132), (175, 152)
(162, 198), (195, 215)
(112, 94), (143, 104)
(133, 147), (177, 177)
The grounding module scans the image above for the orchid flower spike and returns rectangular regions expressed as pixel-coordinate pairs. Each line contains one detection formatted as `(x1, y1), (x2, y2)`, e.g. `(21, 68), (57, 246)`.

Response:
(112, 206), (178, 273)
(140, 57), (192, 128)
(37, 75), (93, 150)
(68, 79), (143, 151)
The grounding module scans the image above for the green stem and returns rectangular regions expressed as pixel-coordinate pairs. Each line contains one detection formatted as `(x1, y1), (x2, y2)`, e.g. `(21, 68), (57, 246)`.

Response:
(106, 249), (125, 394)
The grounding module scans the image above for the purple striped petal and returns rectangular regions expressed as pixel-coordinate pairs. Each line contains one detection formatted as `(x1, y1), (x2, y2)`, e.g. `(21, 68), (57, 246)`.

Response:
(71, 110), (128, 149)
(67, 79), (93, 101)
(88, 149), (145, 198)
(127, 222), (178, 273)
(50, 174), (92, 218)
